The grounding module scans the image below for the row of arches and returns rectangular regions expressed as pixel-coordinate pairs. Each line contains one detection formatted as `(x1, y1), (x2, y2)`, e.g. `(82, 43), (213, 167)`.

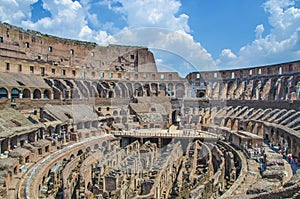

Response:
(0, 87), (52, 100)
(48, 78), (187, 100)
(219, 116), (300, 158)
(203, 74), (300, 101)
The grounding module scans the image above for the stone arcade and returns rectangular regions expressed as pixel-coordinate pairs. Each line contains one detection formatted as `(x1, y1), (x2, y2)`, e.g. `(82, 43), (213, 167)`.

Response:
(0, 22), (299, 198)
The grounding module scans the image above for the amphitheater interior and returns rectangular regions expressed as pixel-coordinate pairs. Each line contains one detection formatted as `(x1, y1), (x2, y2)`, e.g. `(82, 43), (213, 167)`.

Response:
(0, 22), (299, 199)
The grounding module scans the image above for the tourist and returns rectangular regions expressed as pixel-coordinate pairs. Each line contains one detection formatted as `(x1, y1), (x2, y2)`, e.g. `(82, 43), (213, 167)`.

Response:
(288, 154), (292, 163)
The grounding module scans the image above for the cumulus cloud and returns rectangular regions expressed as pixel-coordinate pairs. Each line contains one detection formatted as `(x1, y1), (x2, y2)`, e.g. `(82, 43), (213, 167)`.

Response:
(0, 0), (37, 24)
(106, 0), (216, 74)
(111, 27), (216, 74)
(0, 0), (215, 76)
(0, 0), (112, 43)
(109, 0), (190, 32)
(255, 24), (264, 39)
(217, 0), (300, 69)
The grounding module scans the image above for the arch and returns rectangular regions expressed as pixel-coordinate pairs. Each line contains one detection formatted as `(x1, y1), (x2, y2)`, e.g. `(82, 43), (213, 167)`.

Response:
(52, 87), (61, 99)
(126, 83), (133, 97)
(97, 82), (107, 98)
(94, 144), (99, 150)
(118, 82), (128, 98)
(151, 83), (158, 96)
(226, 118), (232, 129)
(168, 83), (174, 96)
(0, 87), (8, 99)
(22, 88), (31, 99)
(143, 83), (151, 96)
(113, 110), (118, 116)
(43, 89), (51, 99)
(70, 154), (75, 160)
(77, 149), (83, 156)
(159, 83), (166, 94)
(86, 146), (91, 152)
(114, 84), (121, 98)
(175, 83), (185, 98)
(33, 89), (41, 99)
(134, 83), (143, 97)
(11, 88), (20, 100)
(108, 91), (114, 98)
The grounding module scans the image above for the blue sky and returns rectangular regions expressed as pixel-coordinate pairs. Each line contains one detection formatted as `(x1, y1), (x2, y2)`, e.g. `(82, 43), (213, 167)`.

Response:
(0, 0), (300, 77)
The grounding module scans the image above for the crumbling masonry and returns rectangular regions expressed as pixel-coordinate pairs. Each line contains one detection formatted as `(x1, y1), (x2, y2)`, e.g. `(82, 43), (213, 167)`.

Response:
(0, 22), (299, 198)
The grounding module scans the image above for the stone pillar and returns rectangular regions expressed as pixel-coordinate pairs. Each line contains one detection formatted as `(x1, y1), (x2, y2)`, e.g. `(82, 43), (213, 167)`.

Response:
(8, 90), (12, 101)
(17, 136), (20, 147)
(7, 139), (10, 151)
(158, 138), (162, 148)
(139, 138), (143, 145)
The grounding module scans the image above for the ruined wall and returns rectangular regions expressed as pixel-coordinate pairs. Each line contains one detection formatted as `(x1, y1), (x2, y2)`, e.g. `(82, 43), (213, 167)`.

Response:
(187, 61), (300, 101)
(187, 60), (300, 80)
(0, 22), (157, 80)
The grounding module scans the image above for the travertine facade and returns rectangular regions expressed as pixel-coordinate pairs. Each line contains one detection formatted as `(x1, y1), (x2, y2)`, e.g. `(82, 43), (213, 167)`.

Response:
(0, 22), (299, 199)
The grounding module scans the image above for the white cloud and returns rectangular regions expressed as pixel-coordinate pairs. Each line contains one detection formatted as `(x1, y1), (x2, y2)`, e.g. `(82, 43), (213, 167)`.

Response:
(0, 0), (113, 44)
(109, 0), (190, 32)
(0, 0), (220, 74)
(217, 0), (300, 69)
(0, 0), (37, 24)
(255, 24), (264, 39)
(111, 27), (216, 74)
(22, 0), (89, 39)
(107, 0), (216, 74)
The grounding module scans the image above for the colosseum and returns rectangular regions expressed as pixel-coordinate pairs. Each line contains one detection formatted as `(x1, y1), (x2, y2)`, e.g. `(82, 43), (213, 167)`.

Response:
(0, 22), (299, 199)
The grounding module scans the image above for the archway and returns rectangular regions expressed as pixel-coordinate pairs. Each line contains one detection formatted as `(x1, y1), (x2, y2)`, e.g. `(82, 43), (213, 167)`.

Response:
(159, 83), (166, 96)
(168, 83), (174, 96)
(0, 87), (8, 99)
(134, 83), (143, 97)
(77, 149), (83, 156)
(11, 88), (20, 100)
(118, 82), (128, 98)
(114, 84), (121, 98)
(232, 119), (239, 131)
(175, 84), (185, 98)
(126, 83), (133, 97)
(151, 83), (158, 96)
(33, 89), (41, 99)
(44, 89), (51, 99)
(22, 89), (31, 98)
(108, 91), (114, 98)
(226, 119), (232, 129)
